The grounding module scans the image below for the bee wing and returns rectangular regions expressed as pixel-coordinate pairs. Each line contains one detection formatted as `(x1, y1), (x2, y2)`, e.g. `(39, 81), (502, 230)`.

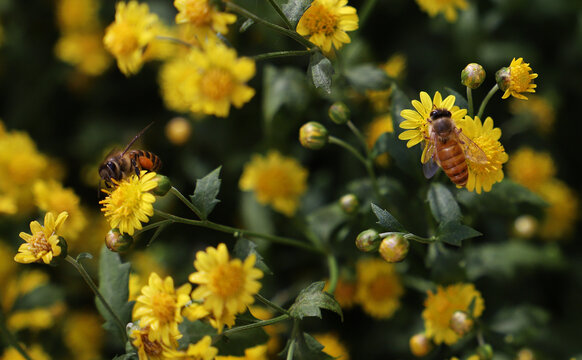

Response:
(421, 135), (440, 179)
(457, 131), (488, 164)
(423, 157), (440, 179)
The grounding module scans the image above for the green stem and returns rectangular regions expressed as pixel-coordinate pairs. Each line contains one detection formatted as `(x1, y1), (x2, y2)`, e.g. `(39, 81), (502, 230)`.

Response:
(403, 232), (436, 244)
(346, 120), (368, 152)
(358, 0), (379, 28)
(136, 219), (174, 234)
(266, 0), (293, 29)
(170, 186), (203, 219)
(252, 49), (315, 61)
(286, 338), (296, 360)
(153, 210), (323, 253)
(326, 253), (339, 294)
(466, 87), (474, 118)
(65, 255), (128, 343)
(0, 311), (32, 360)
(155, 35), (193, 48)
(221, 314), (290, 337)
(476, 84), (499, 119)
(255, 293), (290, 315)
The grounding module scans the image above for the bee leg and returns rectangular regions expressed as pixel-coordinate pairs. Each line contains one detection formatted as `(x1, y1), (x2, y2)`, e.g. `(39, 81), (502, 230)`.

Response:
(131, 158), (140, 177)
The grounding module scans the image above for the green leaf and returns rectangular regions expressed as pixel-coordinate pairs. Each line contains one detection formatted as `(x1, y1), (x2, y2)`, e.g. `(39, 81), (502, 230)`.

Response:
(97, 245), (134, 343)
(12, 284), (64, 311)
(280, 332), (335, 360)
(344, 64), (391, 92)
(282, 0), (312, 26)
(308, 52), (334, 94)
(214, 310), (269, 356)
(190, 166), (222, 220)
(371, 203), (406, 232)
(263, 65), (310, 122)
(306, 203), (347, 243)
(233, 238), (272, 275)
(178, 319), (216, 347)
(428, 183), (462, 223)
(489, 305), (550, 343)
(289, 282), (343, 321)
(436, 221), (481, 246)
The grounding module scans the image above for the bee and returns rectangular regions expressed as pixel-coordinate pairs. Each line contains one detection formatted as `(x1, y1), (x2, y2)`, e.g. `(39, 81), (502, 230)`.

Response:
(99, 123), (162, 187)
(422, 108), (487, 186)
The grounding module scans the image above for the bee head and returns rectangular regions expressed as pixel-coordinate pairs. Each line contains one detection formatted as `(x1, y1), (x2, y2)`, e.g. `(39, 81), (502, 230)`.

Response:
(99, 160), (120, 183)
(429, 108), (452, 120)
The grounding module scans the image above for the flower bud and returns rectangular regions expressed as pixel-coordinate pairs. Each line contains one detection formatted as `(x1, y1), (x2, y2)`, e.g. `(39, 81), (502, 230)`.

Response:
(355, 229), (380, 252)
(495, 67), (511, 92)
(165, 117), (192, 145)
(476, 343), (493, 360)
(105, 228), (134, 252)
(339, 194), (359, 214)
(461, 63), (486, 89)
(299, 121), (328, 150)
(513, 215), (538, 239)
(378, 233), (409, 262)
(328, 102), (351, 125)
(450, 310), (473, 336)
(153, 174), (172, 196)
(49, 236), (68, 266)
(409, 333), (433, 357)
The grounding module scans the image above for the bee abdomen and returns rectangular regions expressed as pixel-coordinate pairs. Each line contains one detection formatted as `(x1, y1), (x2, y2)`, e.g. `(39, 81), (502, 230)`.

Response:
(438, 141), (468, 186)
(129, 150), (162, 172)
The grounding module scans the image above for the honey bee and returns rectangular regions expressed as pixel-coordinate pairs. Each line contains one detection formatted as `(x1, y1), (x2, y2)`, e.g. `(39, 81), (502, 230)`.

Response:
(422, 108), (487, 186)
(99, 123), (162, 187)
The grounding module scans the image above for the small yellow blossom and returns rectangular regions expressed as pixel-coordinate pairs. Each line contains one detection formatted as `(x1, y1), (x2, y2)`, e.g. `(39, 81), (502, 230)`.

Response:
(313, 333), (350, 360)
(159, 55), (201, 113)
(422, 283), (484, 345)
(99, 170), (158, 236)
(354, 258), (404, 319)
(538, 179), (578, 241)
(1, 344), (51, 360)
(296, 0), (359, 53)
(63, 312), (104, 360)
(366, 113), (394, 167)
(239, 150), (308, 217)
(174, 0), (236, 36)
(500, 58), (538, 100)
(131, 326), (177, 360)
(168, 335), (219, 359)
(509, 95), (555, 133)
(415, 0), (468, 22)
(15, 211), (68, 265)
(507, 147), (556, 192)
(55, 31), (112, 76)
(56, 0), (99, 32)
(189, 243), (263, 332)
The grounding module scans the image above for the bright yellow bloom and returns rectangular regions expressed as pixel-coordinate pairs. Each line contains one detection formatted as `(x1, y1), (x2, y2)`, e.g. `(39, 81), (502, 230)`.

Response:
(99, 170), (158, 236)
(63, 312), (104, 360)
(507, 147), (556, 192)
(354, 258), (403, 319)
(174, 0), (236, 37)
(55, 31), (112, 76)
(130, 326), (177, 360)
(1, 344), (51, 360)
(239, 150), (308, 217)
(422, 283), (484, 345)
(313, 333), (350, 360)
(15, 211), (68, 265)
(296, 0), (359, 53)
(509, 95), (555, 133)
(501, 58), (538, 100)
(167, 335), (218, 359)
(103, 1), (159, 75)
(538, 179), (579, 241)
(415, 0), (468, 22)
(190, 243), (263, 332)
(132, 272), (192, 346)
(456, 116), (508, 194)
(366, 113), (394, 167)
(159, 55), (201, 113)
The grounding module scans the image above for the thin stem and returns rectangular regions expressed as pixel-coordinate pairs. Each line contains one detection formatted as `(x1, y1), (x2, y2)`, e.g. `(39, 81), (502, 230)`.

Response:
(252, 49), (314, 61)
(328, 136), (367, 166)
(0, 311), (32, 360)
(476, 84), (499, 119)
(403, 232), (436, 244)
(346, 120), (368, 152)
(325, 254), (339, 294)
(155, 35), (194, 48)
(255, 293), (290, 315)
(170, 186), (203, 219)
(65, 255), (128, 343)
(358, 0), (379, 29)
(466, 87), (474, 118)
(266, 0), (293, 29)
(136, 219), (174, 234)
(221, 314), (290, 337)
(286, 338), (296, 360)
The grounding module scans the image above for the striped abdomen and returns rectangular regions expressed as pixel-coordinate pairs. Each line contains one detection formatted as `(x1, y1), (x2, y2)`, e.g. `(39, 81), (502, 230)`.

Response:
(436, 138), (468, 186)
(128, 150), (162, 172)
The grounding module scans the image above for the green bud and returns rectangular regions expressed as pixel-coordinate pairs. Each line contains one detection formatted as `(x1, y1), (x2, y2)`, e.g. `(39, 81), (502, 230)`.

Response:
(409, 333), (433, 357)
(328, 102), (351, 125)
(339, 194), (359, 214)
(378, 233), (409, 262)
(105, 228), (134, 253)
(355, 229), (380, 252)
(50, 236), (68, 266)
(299, 122), (329, 150)
(476, 344), (493, 360)
(449, 310), (473, 336)
(495, 67), (511, 92)
(461, 63), (486, 89)
(153, 174), (172, 196)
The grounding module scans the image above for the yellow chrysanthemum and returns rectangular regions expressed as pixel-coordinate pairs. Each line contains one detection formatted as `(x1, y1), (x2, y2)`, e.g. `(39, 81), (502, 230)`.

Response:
(63, 312), (104, 360)
(328, 276), (357, 309)
(422, 283), (485, 345)
(167, 335), (218, 359)
(56, 0), (99, 32)
(366, 113), (394, 167)
(99, 170), (158, 236)
(1, 344), (51, 360)
(507, 147), (556, 192)
(15, 211), (68, 265)
(174, 0), (236, 36)
(415, 0), (468, 22)
(132, 272), (192, 346)
(55, 31), (112, 76)
(296, 0), (359, 53)
(103, 1), (159, 76)
(538, 179), (578, 241)
(131, 326), (177, 360)
(239, 150), (308, 217)
(457, 116), (508, 194)
(500, 58), (538, 100)
(354, 258), (404, 319)
(189, 243), (263, 332)
(509, 95), (555, 133)
(312, 333), (350, 360)
(159, 55), (201, 113)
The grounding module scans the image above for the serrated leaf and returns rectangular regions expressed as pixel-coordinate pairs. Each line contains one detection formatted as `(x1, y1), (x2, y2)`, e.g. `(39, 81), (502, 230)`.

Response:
(306, 203), (346, 243)
(436, 221), (481, 246)
(428, 183), (462, 223)
(233, 238), (272, 275)
(190, 166), (222, 220)
(263, 65), (309, 122)
(282, 0), (311, 26)
(308, 52), (333, 94)
(344, 64), (391, 92)
(371, 203), (406, 232)
(289, 282), (343, 321)
(12, 284), (64, 310)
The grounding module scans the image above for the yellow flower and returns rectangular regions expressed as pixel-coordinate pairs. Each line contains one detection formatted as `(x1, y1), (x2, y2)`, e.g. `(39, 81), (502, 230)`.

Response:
(130, 326), (177, 360)
(500, 58), (538, 100)
(509, 95), (555, 133)
(15, 211), (68, 265)
(239, 150), (308, 217)
(354, 258), (404, 319)
(313, 333), (350, 360)
(296, 0), (359, 53)
(381, 53), (407, 79)
(168, 335), (219, 359)
(55, 0), (99, 32)
(132, 272), (192, 346)
(366, 113), (394, 167)
(63, 312), (104, 360)
(7, 306), (65, 331)
(55, 30), (112, 76)
(415, 0), (468, 22)
(103, 1), (159, 76)
(159, 55), (201, 113)
(538, 179), (578, 241)
(422, 283), (485, 345)
(1, 344), (51, 360)
(326, 275), (357, 309)
(99, 170), (158, 236)
(174, 0), (236, 36)
(189, 243), (263, 332)
(507, 147), (556, 192)
(457, 116), (508, 194)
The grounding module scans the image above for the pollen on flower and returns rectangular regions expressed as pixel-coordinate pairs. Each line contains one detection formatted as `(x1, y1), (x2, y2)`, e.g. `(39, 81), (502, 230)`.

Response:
(200, 68), (235, 101)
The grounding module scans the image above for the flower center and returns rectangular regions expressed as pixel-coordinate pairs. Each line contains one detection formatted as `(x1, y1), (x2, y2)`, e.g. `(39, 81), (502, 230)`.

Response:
(151, 292), (177, 324)
(200, 68), (235, 101)
(302, 3), (338, 35)
(30, 232), (51, 256)
(183, 0), (212, 26)
(368, 277), (395, 301)
(111, 183), (143, 216)
(140, 333), (163, 356)
(209, 263), (244, 298)
(109, 23), (139, 56)
(510, 65), (533, 92)
(255, 167), (293, 198)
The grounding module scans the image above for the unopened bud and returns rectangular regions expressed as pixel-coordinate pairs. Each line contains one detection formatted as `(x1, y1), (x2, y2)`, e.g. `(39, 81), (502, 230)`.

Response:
(513, 215), (538, 239)
(328, 102), (351, 125)
(153, 174), (172, 196)
(495, 67), (511, 92)
(355, 229), (380, 252)
(165, 117), (192, 145)
(461, 63), (486, 89)
(339, 194), (359, 214)
(476, 344), (493, 360)
(450, 310), (473, 336)
(299, 122), (328, 150)
(379, 233), (409, 262)
(105, 228), (134, 252)
(49, 236), (68, 266)
(409, 333), (433, 357)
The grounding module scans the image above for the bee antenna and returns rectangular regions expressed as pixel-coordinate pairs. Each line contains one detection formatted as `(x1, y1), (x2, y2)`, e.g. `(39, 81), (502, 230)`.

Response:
(121, 122), (155, 156)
